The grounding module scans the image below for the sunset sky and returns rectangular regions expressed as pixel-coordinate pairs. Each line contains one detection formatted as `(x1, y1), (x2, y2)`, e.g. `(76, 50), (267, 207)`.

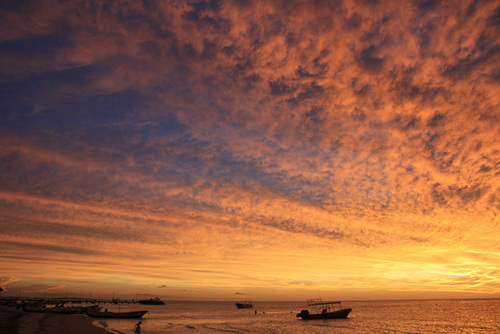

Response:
(1, 0), (499, 301)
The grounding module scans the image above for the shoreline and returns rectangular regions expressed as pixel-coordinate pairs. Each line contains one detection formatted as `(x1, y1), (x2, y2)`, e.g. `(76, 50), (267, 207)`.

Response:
(0, 306), (120, 334)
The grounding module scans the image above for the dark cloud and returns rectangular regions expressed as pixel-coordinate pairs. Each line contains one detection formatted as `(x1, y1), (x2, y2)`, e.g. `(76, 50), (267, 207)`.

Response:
(443, 45), (500, 80)
(427, 113), (446, 128)
(413, 0), (439, 12)
(488, 5), (500, 26)
(0, 0), (31, 10)
(356, 45), (385, 72)
(390, 114), (419, 132)
(269, 79), (296, 96)
(287, 82), (325, 106)
(344, 12), (363, 30)
(431, 183), (448, 206)
(259, 217), (345, 241)
(303, 107), (326, 125)
(1, 240), (101, 256)
(478, 165), (491, 173)
(451, 184), (490, 205)
(0, 30), (71, 58)
(183, 0), (229, 33)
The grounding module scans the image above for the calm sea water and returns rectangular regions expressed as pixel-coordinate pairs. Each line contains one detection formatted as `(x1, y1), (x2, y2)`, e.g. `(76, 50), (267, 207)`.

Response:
(92, 299), (500, 334)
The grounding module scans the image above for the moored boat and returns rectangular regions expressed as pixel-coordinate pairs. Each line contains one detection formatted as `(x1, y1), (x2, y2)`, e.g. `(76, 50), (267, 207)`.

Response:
(296, 299), (351, 320)
(138, 297), (165, 305)
(86, 309), (148, 318)
(235, 301), (253, 308)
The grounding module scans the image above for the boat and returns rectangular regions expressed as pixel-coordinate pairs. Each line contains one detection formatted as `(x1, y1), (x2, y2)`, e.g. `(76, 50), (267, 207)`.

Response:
(72, 304), (102, 313)
(235, 301), (253, 308)
(138, 297), (165, 305)
(296, 299), (352, 320)
(85, 309), (148, 318)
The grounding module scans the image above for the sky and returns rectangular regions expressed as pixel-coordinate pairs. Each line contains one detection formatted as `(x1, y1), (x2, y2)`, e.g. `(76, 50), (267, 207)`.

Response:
(0, 0), (499, 301)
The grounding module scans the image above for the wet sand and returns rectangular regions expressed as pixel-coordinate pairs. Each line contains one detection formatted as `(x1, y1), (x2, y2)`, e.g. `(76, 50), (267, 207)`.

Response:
(0, 306), (117, 334)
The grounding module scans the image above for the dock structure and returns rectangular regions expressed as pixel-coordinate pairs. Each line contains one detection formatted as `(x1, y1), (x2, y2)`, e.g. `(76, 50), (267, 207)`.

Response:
(0, 296), (139, 305)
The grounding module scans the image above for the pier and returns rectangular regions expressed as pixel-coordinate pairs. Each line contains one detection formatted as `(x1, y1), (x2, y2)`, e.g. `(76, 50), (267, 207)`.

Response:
(0, 296), (139, 305)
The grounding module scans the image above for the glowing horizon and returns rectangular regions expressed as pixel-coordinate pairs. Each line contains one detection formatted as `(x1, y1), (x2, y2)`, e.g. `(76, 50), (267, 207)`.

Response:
(0, 0), (499, 301)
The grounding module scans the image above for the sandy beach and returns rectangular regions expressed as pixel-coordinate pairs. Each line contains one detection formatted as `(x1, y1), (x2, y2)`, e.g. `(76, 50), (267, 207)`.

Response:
(0, 306), (116, 334)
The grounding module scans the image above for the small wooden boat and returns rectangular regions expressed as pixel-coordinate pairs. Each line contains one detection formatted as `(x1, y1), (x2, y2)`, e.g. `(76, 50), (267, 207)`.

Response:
(296, 299), (351, 320)
(235, 301), (253, 308)
(86, 309), (148, 318)
(138, 297), (165, 305)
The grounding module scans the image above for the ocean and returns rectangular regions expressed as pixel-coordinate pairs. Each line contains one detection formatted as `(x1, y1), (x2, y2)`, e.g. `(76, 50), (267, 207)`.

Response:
(92, 299), (500, 334)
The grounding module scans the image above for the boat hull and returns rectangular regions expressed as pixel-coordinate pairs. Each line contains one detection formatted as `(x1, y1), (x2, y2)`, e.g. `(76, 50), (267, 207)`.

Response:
(138, 298), (165, 305)
(296, 308), (352, 320)
(235, 303), (253, 308)
(139, 301), (165, 305)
